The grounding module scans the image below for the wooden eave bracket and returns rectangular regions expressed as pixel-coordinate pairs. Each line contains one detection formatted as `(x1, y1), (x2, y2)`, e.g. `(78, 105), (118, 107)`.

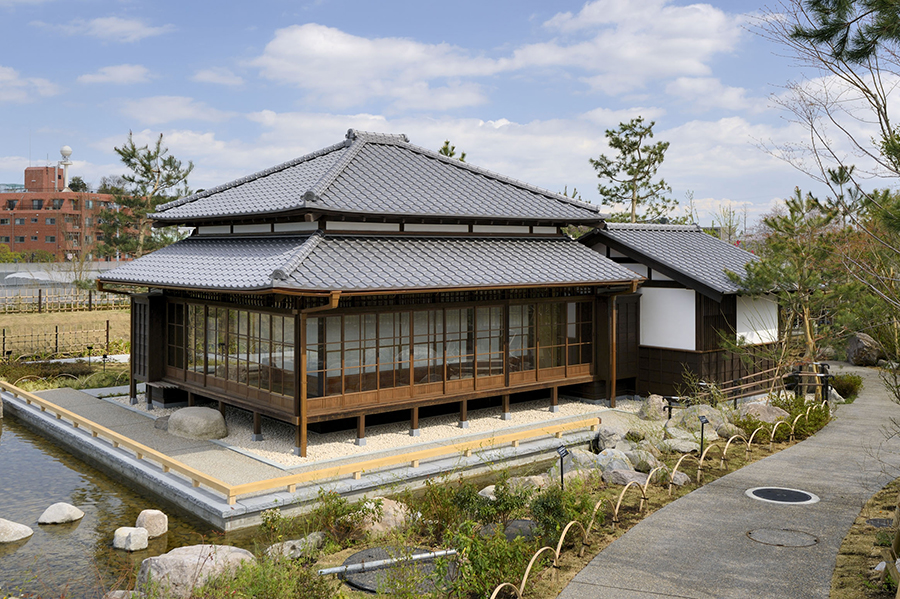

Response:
(301, 290), (342, 313)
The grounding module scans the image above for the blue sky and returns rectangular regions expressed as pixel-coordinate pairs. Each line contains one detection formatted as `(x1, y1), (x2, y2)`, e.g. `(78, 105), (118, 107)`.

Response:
(0, 0), (864, 225)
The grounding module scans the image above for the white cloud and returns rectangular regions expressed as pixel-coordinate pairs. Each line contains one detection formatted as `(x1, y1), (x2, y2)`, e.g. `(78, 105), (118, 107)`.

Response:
(665, 77), (764, 113)
(522, 0), (744, 95)
(248, 23), (502, 110)
(77, 64), (150, 85)
(192, 68), (244, 87)
(0, 64), (59, 103)
(32, 17), (174, 43)
(120, 96), (235, 125)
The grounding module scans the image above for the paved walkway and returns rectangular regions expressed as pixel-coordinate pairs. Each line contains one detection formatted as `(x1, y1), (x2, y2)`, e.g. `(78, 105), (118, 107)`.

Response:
(560, 363), (900, 599)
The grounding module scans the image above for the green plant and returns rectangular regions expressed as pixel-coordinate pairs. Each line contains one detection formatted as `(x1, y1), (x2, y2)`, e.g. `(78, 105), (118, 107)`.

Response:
(307, 490), (381, 547)
(529, 481), (594, 544)
(190, 555), (339, 599)
(832, 373), (863, 401)
(446, 521), (537, 598)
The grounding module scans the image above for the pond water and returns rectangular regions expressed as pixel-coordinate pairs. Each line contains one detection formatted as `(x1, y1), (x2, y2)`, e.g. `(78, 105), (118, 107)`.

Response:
(0, 415), (256, 599)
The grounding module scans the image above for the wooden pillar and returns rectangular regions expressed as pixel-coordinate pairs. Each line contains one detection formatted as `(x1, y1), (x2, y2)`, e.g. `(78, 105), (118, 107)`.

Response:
(252, 412), (263, 442)
(356, 415), (366, 446)
(550, 386), (559, 413)
(296, 312), (307, 457)
(501, 393), (511, 421)
(410, 407), (420, 437)
(217, 400), (225, 415)
(187, 391), (195, 407)
(459, 400), (468, 428)
(609, 296), (618, 409)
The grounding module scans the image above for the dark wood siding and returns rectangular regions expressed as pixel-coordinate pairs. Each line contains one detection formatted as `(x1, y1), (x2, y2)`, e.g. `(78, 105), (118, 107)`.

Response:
(696, 294), (736, 351)
(638, 344), (775, 397)
(131, 293), (165, 383)
(615, 294), (640, 379)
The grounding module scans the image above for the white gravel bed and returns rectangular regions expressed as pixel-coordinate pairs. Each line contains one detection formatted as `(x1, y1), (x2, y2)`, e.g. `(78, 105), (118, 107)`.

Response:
(103, 392), (641, 469)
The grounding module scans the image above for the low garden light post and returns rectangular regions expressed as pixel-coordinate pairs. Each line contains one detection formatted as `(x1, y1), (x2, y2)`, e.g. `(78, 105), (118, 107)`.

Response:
(86, 345), (94, 366)
(557, 446), (569, 491)
(699, 415), (710, 457)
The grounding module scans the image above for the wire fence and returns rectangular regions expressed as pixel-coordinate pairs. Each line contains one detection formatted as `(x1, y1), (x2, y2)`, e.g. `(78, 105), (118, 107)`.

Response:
(1, 320), (130, 360)
(0, 288), (129, 314)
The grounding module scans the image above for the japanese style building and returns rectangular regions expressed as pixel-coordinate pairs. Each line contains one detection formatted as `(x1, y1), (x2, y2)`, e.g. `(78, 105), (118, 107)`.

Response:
(580, 223), (778, 396)
(98, 130), (644, 457)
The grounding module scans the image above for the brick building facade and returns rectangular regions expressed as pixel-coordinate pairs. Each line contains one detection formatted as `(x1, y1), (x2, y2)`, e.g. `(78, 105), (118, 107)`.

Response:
(0, 166), (123, 261)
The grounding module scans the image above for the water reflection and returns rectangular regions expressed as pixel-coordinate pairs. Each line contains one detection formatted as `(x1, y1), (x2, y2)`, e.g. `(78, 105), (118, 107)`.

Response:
(0, 416), (255, 599)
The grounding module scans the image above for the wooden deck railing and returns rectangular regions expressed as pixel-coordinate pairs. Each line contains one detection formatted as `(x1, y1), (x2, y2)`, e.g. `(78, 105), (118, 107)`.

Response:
(0, 380), (600, 506)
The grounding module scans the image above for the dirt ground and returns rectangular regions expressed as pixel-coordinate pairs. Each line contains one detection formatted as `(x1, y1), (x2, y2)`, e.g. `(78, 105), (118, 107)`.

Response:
(831, 477), (900, 598)
(0, 309), (130, 338)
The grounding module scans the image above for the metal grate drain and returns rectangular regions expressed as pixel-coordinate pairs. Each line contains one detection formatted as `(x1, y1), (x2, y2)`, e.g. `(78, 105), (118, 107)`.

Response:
(745, 487), (820, 505)
(867, 518), (894, 528)
(747, 528), (818, 547)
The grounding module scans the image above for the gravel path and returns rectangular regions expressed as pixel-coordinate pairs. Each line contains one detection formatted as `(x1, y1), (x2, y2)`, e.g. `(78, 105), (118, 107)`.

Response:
(106, 393), (642, 468)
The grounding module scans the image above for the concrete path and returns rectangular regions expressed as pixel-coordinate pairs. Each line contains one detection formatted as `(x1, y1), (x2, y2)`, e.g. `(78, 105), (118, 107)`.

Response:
(560, 363), (900, 599)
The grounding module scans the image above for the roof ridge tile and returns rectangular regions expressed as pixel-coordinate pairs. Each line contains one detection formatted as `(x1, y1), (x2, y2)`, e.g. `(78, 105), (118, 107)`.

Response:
(270, 231), (322, 280)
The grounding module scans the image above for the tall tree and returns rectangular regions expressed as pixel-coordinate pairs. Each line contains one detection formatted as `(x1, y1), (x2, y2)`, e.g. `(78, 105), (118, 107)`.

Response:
(590, 117), (675, 223)
(68, 176), (89, 192)
(97, 133), (193, 259)
(731, 189), (837, 360)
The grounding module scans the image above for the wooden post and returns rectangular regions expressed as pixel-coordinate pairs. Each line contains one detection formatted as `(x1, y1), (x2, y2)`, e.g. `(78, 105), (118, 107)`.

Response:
(38, 288), (42, 313)
(252, 412), (263, 442)
(410, 407), (420, 436)
(217, 400), (224, 415)
(550, 386), (559, 412)
(459, 399), (468, 428)
(357, 414), (366, 446)
(297, 311), (307, 457)
(609, 296), (618, 409)
(501, 393), (511, 420)
(105, 319), (110, 356)
(88, 290), (93, 311)
(187, 392), (195, 407)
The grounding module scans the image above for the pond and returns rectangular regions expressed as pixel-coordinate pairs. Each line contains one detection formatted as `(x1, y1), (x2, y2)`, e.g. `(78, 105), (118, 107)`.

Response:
(0, 415), (256, 599)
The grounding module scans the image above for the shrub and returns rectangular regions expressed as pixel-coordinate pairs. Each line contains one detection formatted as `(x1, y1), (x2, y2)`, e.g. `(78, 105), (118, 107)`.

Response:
(306, 490), (381, 548)
(831, 373), (863, 401)
(190, 555), (338, 599)
(446, 521), (537, 598)
(529, 482), (595, 544)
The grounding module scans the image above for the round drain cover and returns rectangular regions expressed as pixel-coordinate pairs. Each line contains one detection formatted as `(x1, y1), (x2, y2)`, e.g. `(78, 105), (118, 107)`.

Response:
(745, 487), (820, 505)
(341, 546), (455, 594)
(867, 518), (894, 528)
(748, 528), (818, 547)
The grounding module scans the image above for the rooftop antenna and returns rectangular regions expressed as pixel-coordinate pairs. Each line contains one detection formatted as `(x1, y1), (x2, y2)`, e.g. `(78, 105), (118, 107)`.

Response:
(59, 146), (73, 192)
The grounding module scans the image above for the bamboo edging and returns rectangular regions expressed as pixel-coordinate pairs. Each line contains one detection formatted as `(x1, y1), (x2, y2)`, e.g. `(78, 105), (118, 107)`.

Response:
(0, 380), (600, 506)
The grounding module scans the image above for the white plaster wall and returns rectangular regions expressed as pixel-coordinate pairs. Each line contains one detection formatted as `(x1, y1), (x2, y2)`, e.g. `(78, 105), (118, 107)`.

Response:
(650, 270), (673, 281)
(736, 296), (779, 345)
(639, 288), (695, 350)
(627, 263), (648, 277)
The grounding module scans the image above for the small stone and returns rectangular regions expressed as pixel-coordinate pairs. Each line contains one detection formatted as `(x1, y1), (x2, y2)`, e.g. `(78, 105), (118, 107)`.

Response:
(167, 407), (227, 440)
(593, 426), (624, 451)
(624, 449), (663, 473)
(266, 531), (325, 559)
(104, 592), (139, 599)
(478, 485), (496, 501)
(0, 518), (33, 543)
(360, 498), (411, 535)
(670, 470), (692, 486)
(136, 509), (168, 539)
(716, 423), (745, 440)
(154, 416), (170, 431)
(114, 527), (149, 552)
(137, 544), (255, 599)
(847, 332), (882, 366)
(38, 502), (84, 525)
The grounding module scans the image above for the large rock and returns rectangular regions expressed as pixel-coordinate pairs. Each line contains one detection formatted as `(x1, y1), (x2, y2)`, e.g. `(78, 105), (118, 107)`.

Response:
(0, 518), (33, 543)
(506, 474), (550, 493)
(593, 426), (624, 451)
(104, 591), (139, 599)
(657, 439), (701, 454)
(480, 519), (539, 542)
(360, 498), (411, 535)
(136, 509), (168, 539)
(113, 527), (148, 552)
(738, 403), (789, 424)
(670, 470), (692, 486)
(717, 423), (745, 440)
(671, 404), (726, 432)
(38, 502), (84, 525)
(665, 422), (718, 444)
(624, 449), (663, 473)
(137, 544), (255, 599)
(266, 531), (325, 559)
(848, 332), (882, 366)
(602, 469), (649, 486)
(167, 407), (227, 440)
(638, 394), (668, 421)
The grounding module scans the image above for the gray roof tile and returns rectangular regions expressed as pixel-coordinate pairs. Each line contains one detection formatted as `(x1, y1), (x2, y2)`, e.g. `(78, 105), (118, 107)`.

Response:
(588, 223), (756, 297)
(99, 233), (641, 292)
(153, 129), (600, 224)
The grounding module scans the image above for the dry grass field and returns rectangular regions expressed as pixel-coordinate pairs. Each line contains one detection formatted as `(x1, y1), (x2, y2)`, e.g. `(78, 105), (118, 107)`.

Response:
(0, 309), (130, 357)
